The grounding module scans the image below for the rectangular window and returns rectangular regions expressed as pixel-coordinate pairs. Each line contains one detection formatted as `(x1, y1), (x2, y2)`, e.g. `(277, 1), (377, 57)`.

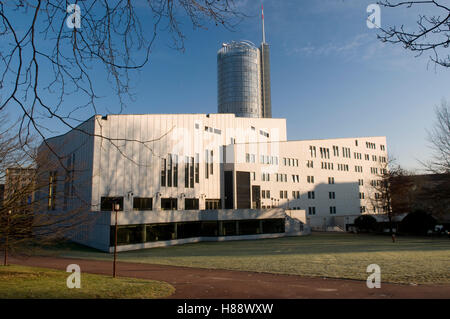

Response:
(185, 198), (199, 210)
(195, 153), (199, 183)
(133, 197), (153, 211)
(167, 154), (172, 187)
(210, 150), (214, 175)
(189, 157), (194, 188)
(185, 156), (189, 188)
(205, 199), (221, 210)
(48, 171), (57, 210)
(101, 196), (124, 211)
(205, 150), (209, 179)
(173, 155), (178, 187)
(161, 158), (166, 187)
(161, 198), (178, 210)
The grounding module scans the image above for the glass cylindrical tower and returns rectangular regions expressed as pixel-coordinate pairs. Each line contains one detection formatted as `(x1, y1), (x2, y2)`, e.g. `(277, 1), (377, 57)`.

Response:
(217, 41), (262, 118)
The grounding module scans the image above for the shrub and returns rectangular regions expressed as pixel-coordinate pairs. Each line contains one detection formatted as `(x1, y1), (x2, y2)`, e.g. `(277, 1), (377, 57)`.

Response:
(400, 210), (437, 235)
(354, 215), (378, 232)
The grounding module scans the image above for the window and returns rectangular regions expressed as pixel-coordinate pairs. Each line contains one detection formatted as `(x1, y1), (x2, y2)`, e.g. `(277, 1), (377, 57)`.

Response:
(161, 158), (166, 187)
(358, 179), (364, 186)
(185, 198), (199, 210)
(329, 192), (335, 199)
(205, 150), (209, 178)
(189, 157), (194, 188)
(307, 160), (314, 168)
(161, 198), (177, 210)
(308, 191), (315, 199)
(333, 145), (339, 157)
(173, 155), (178, 187)
(195, 154), (199, 183)
(280, 190), (284, 199)
(48, 171), (57, 210)
(309, 146), (316, 158)
(205, 199), (221, 210)
(360, 206), (366, 213)
(210, 150), (214, 175)
(308, 207), (316, 215)
(266, 190), (271, 198)
(101, 196), (124, 211)
(359, 192), (365, 199)
(262, 190), (266, 199)
(185, 156), (189, 188)
(251, 172), (256, 181)
(284, 191), (288, 199)
(167, 154), (172, 187)
(328, 177), (335, 184)
(133, 197), (152, 211)
(329, 206), (337, 214)
(307, 176), (314, 183)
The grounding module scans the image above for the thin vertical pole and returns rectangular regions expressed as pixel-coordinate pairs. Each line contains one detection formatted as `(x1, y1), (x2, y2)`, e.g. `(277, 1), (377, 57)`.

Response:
(113, 207), (118, 278)
(262, 4), (266, 44)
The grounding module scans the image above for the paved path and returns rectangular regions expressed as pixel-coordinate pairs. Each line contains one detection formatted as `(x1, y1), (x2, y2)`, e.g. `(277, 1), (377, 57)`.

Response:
(9, 255), (450, 299)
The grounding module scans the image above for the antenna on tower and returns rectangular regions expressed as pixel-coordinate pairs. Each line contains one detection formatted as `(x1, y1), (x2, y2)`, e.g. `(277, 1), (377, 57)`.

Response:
(261, 3), (266, 44)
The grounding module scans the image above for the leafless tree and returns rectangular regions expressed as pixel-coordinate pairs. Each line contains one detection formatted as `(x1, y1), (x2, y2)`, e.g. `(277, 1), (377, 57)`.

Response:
(377, 1), (450, 68)
(367, 157), (413, 239)
(424, 100), (450, 173)
(0, 118), (92, 265)
(0, 1), (244, 163)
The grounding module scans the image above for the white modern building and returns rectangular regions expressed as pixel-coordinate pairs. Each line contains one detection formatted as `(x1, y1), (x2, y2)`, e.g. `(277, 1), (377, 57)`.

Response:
(38, 113), (388, 252)
(37, 16), (388, 252)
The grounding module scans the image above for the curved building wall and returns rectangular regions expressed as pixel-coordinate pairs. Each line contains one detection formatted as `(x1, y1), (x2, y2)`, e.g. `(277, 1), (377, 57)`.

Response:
(217, 42), (262, 118)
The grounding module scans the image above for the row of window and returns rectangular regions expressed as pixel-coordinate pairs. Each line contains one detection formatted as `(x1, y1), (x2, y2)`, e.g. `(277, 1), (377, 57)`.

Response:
(100, 196), (221, 211)
(110, 219), (285, 246)
(261, 190), (339, 201)
(307, 206), (337, 215)
(310, 144), (386, 160)
(204, 126), (222, 135)
(337, 164), (349, 171)
(283, 157), (299, 167)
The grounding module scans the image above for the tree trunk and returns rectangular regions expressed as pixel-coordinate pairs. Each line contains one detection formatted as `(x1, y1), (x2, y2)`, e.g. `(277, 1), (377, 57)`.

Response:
(389, 214), (396, 243)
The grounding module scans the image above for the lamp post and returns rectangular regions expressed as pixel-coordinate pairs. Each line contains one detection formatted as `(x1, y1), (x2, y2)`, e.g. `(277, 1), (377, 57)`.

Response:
(112, 202), (120, 278)
(3, 210), (11, 266)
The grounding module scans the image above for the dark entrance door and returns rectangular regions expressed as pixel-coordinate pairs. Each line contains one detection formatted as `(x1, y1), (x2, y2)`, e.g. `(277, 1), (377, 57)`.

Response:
(224, 171), (234, 209)
(252, 185), (261, 209)
(236, 171), (251, 209)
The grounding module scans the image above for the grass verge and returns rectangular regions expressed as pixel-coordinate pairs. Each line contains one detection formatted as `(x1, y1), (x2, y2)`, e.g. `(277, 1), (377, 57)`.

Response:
(0, 264), (175, 299)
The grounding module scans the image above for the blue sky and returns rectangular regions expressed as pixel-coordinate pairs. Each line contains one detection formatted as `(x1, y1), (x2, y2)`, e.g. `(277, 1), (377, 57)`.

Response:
(3, 0), (450, 171)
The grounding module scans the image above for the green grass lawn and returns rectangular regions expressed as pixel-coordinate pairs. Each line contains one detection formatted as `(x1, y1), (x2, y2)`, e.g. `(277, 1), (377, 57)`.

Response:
(36, 233), (450, 285)
(0, 264), (175, 299)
